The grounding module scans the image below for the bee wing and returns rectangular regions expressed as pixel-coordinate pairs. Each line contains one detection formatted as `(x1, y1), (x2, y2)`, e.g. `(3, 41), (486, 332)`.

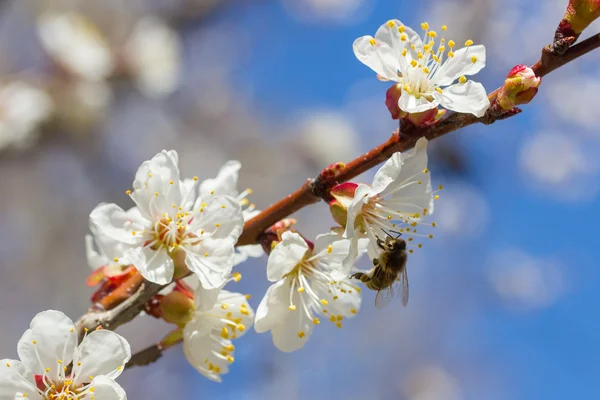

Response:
(399, 267), (409, 307)
(375, 286), (394, 309)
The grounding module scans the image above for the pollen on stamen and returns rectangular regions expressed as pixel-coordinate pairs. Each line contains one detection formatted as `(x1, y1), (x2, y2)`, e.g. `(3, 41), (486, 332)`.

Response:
(465, 39), (474, 46)
(336, 322), (343, 328)
(369, 38), (376, 46)
(320, 299), (329, 305)
(418, 244), (423, 248)
(210, 190), (215, 195)
(297, 287), (305, 293)
(169, 180), (174, 185)
(448, 51), (455, 58)
(400, 33), (408, 41)
(298, 331), (305, 338)
(32, 340), (37, 345)
(471, 55), (478, 63)
(125, 190), (131, 195)
(409, 249), (414, 254)
(387, 20), (395, 28)
(154, 192), (159, 197)
(226, 355), (234, 363)
(221, 303), (229, 310)
(350, 308), (357, 314)
(448, 40), (455, 48)
(410, 60), (418, 68)
(401, 48), (408, 57)
(232, 272), (242, 282)
(113, 257), (119, 262)
(421, 22), (429, 30)
(442, 25), (447, 31)
(193, 176), (199, 181)
(245, 294), (251, 300)
(148, 173), (152, 178)
(428, 31), (437, 38)
(459, 76), (467, 84)
(237, 323), (246, 331)
(436, 88), (443, 94)
(289, 305), (296, 311)
(215, 223), (221, 227)
(313, 317), (320, 325)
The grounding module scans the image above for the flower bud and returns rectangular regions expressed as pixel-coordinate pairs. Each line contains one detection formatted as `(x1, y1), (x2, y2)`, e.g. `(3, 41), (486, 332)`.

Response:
(160, 290), (196, 326)
(260, 218), (297, 254)
(554, 0), (600, 53)
(406, 107), (439, 126)
(318, 162), (346, 181)
(497, 65), (541, 110)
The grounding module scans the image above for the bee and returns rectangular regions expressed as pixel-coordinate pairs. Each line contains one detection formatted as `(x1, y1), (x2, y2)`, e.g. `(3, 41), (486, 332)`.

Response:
(351, 233), (409, 308)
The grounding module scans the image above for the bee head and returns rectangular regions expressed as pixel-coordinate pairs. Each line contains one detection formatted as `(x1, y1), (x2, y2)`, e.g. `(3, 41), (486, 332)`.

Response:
(387, 237), (407, 251)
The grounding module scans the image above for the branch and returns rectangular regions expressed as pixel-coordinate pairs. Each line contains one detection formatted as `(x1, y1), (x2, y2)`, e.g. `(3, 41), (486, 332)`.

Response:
(125, 344), (164, 370)
(75, 32), (600, 342)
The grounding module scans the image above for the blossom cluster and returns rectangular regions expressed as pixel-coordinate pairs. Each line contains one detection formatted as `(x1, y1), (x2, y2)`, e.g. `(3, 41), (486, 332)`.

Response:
(1, 18), (461, 398)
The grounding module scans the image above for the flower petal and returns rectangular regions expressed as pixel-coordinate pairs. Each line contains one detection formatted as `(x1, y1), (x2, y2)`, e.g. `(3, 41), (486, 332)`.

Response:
(17, 310), (77, 375)
(435, 80), (490, 117)
(254, 279), (289, 334)
(371, 152), (402, 195)
(353, 36), (402, 81)
(266, 232), (308, 281)
(183, 328), (230, 383)
(189, 195), (243, 242)
(130, 150), (181, 219)
(374, 20), (423, 61)
(73, 330), (131, 384)
(88, 375), (127, 400)
(193, 285), (222, 313)
(124, 247), (174, 285)
(0, 360), (39, 399)
(434, 45), (486, 86)
(314, 234), (367, 279)
(185, 238), (234, 289)
(199, 160), (241, 199)
(343, 184), (372, 239)
(398, 92), (439, 114)
(89, 203), (146, 246)
(314, 279), (361, 318)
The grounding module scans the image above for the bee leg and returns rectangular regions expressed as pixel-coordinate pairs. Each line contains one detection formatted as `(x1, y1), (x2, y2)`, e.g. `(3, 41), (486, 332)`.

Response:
(350, 272), (364, 280)
(376, 238), (386, 250)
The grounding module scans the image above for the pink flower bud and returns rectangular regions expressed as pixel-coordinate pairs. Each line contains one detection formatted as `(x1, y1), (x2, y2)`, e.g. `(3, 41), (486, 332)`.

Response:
(497, 65), (541, 110)
(329, 182), (359, 228)
(562, 0), (600, 35)
(260, 218), (298, 254)
(318, 162), (346, 181)
(160, 290), (196, 325)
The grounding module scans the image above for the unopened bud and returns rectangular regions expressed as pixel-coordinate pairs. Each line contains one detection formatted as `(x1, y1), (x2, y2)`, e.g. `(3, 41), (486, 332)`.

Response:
(497, 65), (541, 110)
(405, 107), (439, 126)
(260, 218), (297, 254)
(554, 0), (600, 54)
(329, 182), (359, 228)
(318, 162), (346, 181)
(385, 83), (407, 120)
(159, 291), (195, 326)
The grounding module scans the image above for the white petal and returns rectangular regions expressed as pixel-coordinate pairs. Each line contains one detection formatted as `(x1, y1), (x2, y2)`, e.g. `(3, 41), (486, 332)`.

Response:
(434, 45), (486, 86)
(85, 233), (107, 270)
(216, 290), (254, 336)
(0, 360), (39, 399)
(254, 279), (289, 333)
(189, 195), (243, 242)
(183, 327), (230, 382)
(353, 36), (402, 81)
(194, 285), (222, 312)
(341, 232), (369, 272)
(73, 330), (131, 384)
(266, 232), (308, 281)
(89, 203), (145, 246)
(199, 160), (241, 198)
(343, 184), (372, 239)
(124, 247), (174, 285)
(374, 20), (423, 60)
(17, 310), (77, 375)
(435, 80), (490, 117)
(316, 279), (362, 318)
(270, 301), (314, 353)
(185, 239), (234, 289)
(130, 150), (181, 219)
(371, 152), (402, 195)
(398, 92), (439, 114)
(88, 375), (127, 400)
(179, 178), (198, 211)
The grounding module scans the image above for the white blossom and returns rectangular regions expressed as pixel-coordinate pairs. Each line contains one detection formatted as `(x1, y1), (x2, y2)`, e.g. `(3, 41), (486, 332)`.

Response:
(124, 16), (181, 98)
(1, 310), (130, 399)
(89, 150), (244, 287)
(37, 13), (115, 81)
(0, 81), (53, 151)
(198, 160), (264, 266)
(353, 20), (490, 117)
(184, 290), (254, 382)
(342, 138), (435, 266)
(255, 232), (364, 352)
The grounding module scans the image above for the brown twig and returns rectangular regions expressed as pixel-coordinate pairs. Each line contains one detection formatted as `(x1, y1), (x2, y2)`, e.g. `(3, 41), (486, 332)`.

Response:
(125, 343), (164, 370)
(75, 32), (600, 345)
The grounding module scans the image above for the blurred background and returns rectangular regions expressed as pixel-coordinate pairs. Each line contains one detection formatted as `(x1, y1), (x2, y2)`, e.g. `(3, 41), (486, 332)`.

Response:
(0, 0), (599, 398)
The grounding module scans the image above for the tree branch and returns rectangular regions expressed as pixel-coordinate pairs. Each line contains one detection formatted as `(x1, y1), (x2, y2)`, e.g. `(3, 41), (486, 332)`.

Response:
(75, 32), (600, 343)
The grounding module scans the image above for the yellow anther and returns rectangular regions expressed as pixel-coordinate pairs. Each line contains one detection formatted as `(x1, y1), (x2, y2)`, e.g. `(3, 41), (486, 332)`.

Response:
(113, 257), (119, 263)
(221, 327), (229, 338)
(423, 67), (430, 74)
(245, 294), (251, 300)
(226, 344), (235, 351)
(387, 214), (392, 220)
(236, 324), (245, 331)
(226, 312), (232, 318)
(289, 305), (297, 311)
(333, 295), (339, 300)
(432, 222), (437, 227)
(298, 331), (305, 338)
(221, 205), (226, 209)
(330, 315), (336, 323)
(465, 39), (473, 46)
(32, 340), (37, 345)
(421, 22), (429, 30)
(204, 252), (209, 257)
(418, 180), (422, 184)
(428, 31), (437, 38)
(312, 317), (321, 325)
(417, 51), (423, 59)
(225, 355), (234, 363)
(320, 299), (328, 305)
(471, 55), (478, 63)
(402, 48), (408, 56)
(351, 308), (357, 314)
(148, 173), (152, 177)
(418, 244), (423, 248)
(435, 195), (440, 200)
(169, 180), (174, 185)
(409, 249), (414, 254)
(410, 60), (418, 68)
(336, 322), (343, 328)
(337, 315), (343, 321)
(400, 33), (408, 41)
(297, 287), (305, 293)
(232, 272), (242, 282)
(438, 184), (444, 190)
(90, 388), (95, 393)
(442, 25), (448, 31)
(436, 88), (443, 94)
(125, 190), (131, 195)
(193, 176), (199, 181)
(459, 76), (467, 84)
(439, 46), (446, 53)
(387, 20), (395, 28)
(423, 168), (429, 173)
(429, 234), (434, 239)
(215, 223), (221, 227)
(84, 328), (89, 332)
(448, 40), (455, 48)
(154, 192), (159, 197)
(240, 308), (249, 316)
(57, 360), (62, 364)
(327, 245), (333, 253)
(448, 51), (455, 58)
(404, 84), (411, 92)
(45, 367), (50, 372)
(369, 38), (376, 46)
(221, 303), (229, 310)
(77, 362), (82, 366)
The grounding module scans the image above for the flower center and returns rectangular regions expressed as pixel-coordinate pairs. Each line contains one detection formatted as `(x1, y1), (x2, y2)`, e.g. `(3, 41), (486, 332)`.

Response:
(35, 375), (89, 400)
(146, 207), (198, 251)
